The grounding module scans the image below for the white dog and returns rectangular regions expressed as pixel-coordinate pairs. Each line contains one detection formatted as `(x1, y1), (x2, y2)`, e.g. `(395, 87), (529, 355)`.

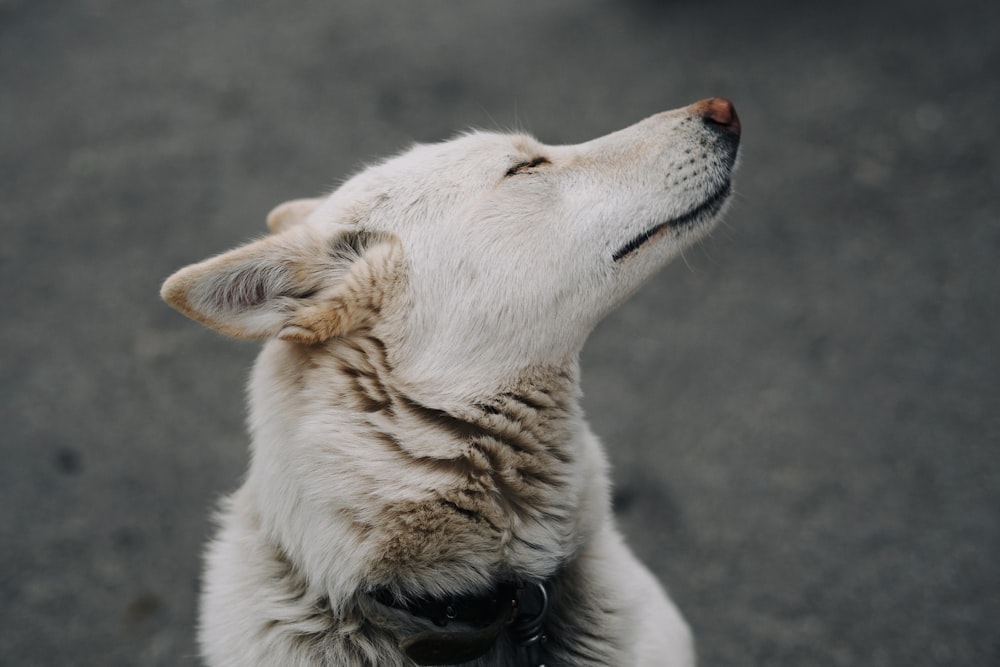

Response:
(162, 98), (740, 666)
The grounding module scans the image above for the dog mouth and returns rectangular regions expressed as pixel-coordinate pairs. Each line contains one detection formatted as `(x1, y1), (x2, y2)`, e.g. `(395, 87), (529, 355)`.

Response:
(612, 181), (732, 262)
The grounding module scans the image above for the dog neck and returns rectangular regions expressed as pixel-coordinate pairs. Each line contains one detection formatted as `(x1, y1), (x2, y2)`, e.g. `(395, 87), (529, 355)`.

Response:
(243, 332), (599, 611)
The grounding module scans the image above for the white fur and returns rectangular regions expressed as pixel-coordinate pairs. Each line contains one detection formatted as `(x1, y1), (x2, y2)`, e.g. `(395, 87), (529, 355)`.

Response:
(162, 100), (739, 666)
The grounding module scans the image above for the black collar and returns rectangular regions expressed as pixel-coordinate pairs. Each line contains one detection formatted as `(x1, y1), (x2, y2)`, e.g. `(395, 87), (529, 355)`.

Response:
(371, 581), (550, 666)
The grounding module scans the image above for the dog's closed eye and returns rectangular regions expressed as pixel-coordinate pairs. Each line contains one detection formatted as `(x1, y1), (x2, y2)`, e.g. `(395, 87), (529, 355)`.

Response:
(505, 156), (551, 177)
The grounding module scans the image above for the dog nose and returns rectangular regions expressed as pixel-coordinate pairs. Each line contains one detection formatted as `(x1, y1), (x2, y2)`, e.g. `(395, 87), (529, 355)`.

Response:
(692, 97), (740, 136)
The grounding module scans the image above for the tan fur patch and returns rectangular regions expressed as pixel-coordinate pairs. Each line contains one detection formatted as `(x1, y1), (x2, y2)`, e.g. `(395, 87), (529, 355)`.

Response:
(279, 235), (404, 344)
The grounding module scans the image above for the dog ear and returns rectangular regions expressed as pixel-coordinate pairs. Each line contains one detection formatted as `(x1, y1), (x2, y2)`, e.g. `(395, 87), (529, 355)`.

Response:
(266, 197), (325, 233)
(160, 225), (402, 344)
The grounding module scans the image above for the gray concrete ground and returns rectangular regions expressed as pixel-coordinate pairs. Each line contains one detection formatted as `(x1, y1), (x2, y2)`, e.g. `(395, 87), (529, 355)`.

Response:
(2, 0), (998, 665)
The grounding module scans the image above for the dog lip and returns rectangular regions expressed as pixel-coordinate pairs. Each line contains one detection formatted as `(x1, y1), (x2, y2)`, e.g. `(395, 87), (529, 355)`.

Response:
(612, 181), (732, 262)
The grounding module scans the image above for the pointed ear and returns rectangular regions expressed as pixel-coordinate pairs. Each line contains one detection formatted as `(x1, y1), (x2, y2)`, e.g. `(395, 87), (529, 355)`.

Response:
(266, 197), (325, 233)
(160, 226), (402, 343)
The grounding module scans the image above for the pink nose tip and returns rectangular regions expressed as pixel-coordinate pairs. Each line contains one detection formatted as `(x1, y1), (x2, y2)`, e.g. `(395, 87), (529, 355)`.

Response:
(692, 97), (740, 136)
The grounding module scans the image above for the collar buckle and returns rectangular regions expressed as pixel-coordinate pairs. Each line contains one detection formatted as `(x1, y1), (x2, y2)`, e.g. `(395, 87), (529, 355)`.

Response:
(372, 580), (551, 666)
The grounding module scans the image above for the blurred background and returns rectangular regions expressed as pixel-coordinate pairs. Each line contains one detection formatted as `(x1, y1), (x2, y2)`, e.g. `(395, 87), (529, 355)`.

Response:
(2, 0), (997, 665)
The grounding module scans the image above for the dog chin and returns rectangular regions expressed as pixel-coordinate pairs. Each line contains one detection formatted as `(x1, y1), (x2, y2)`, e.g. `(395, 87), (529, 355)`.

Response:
(612, 179), (732, 262)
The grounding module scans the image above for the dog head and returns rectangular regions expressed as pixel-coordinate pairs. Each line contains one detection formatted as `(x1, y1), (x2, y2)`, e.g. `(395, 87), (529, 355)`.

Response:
(161, 99), (739, 396)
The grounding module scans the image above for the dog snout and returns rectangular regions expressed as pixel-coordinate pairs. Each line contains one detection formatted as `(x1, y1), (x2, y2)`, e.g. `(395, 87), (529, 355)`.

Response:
(690, 97), (741, 137)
